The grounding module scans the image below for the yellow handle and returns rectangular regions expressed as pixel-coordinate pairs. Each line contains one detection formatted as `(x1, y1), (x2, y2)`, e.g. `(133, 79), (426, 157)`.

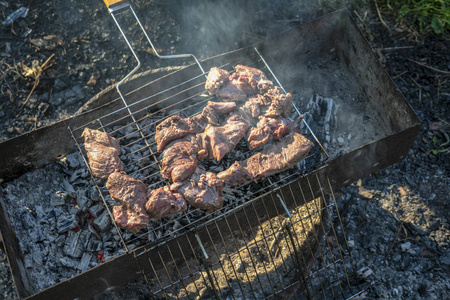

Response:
(103, 0), (126, 8)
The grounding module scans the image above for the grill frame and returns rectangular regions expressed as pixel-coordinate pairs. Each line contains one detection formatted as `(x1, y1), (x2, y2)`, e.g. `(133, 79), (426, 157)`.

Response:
(0, 9), (421, 299)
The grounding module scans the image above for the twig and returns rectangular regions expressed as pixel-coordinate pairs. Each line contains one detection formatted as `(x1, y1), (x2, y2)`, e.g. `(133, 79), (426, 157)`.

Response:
(393, 70), (408, 79)
(15, 54), (55, 118)
(375, 2), (390, 32)
(385, 221), (403, 259)
(353, 10), (369, 31)
(407, 58), (450, 75)
(375, 46), (414, 52)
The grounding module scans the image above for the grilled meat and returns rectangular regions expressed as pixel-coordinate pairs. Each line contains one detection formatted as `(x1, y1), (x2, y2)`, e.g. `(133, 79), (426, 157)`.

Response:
(215, 160), (251, 187)
(205, 67), (230, 96)
(234, 65), (273, 93)
(202, 101), (237, 125)
(199, 111), (250, 161)
(218, 132), (313, 186)
(161, 135), (201, 183)
(82, 128), (124, 179)
(155, 114), (206, 152)
(241, 94), (267, 118)
(171, 168), (224, 212)
(113, 205), (149, 234)
(107, 171), (149, 233)
(145, 186), (187, 220)
(248, 116), (292, 149)
(215, 65), (274, 102)
(264, 86), (292, 118)
(218, 72), (255, 102)
(155, 101), (237, 151)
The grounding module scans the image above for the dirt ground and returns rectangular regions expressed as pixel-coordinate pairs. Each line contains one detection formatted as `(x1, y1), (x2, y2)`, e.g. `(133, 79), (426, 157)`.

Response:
(1, 0), (449, 299)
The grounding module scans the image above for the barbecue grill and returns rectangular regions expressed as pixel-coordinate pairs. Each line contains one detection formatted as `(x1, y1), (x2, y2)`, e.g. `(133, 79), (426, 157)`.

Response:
(0, 8), (420, 299)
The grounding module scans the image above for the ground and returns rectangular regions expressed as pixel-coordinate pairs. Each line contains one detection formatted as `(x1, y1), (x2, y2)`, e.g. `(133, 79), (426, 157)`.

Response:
(0, 0), (449, 299)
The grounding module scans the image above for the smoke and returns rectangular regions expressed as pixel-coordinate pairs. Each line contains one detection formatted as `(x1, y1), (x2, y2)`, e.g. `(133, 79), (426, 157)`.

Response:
(165, 0), (310, 57)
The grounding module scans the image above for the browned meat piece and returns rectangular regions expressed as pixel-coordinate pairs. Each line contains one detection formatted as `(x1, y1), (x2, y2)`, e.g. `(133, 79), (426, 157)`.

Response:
(113, 205), (149, 234)
(264, 87), (293, 118)
(218, 132), (313, 186)
(248, 116), (292, 149)
(216, 160), (251, 187)
(218, 72), (255, 102)
(145, 186), (187, 220)
(155, 101), (238, 152)
(234, 65), (273, 93)
(202, 101), (237, 125)
(199, 111), (250, 161)
(82, 128), (124, 179)
(246, 132), (313, 180)
(241, 95), (265, 118)
(205, 67), (230, 96)
(161, 136), (200, 182)
(155, 114), (207, 152)
(106, 171), (149, 233)
(171, 168), (224, 212)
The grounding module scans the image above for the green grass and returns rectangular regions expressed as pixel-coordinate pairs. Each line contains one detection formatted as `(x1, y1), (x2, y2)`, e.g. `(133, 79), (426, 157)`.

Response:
(378, 0), (450, 34)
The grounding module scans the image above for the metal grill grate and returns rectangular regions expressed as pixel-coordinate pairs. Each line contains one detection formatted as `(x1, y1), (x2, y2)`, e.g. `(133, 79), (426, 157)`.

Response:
(69, 50), (325, 250)
(68, 48), (364, 298)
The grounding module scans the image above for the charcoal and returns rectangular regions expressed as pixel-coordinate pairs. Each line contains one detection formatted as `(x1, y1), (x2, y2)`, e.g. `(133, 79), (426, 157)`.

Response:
(62, 178), (76, 197)
(88, 224), (101, 240)
(86, 239), (103, 252)
(68, 205), (80, 215)
(79, 253), (92, 273)
(70, 168), (88, 183)
(88, 204), (104, 219)
(76, 189), (91, 211)
(93, 210), (111, 232)
(63, 231), (83, 258)
(57, 215), (78, 234)
(20, 210), (37, 229)
(55, 235), (66, 247)
(59, 257), (78, 270)
(31, 246), (43, 266)
(64, 152), (83, 169)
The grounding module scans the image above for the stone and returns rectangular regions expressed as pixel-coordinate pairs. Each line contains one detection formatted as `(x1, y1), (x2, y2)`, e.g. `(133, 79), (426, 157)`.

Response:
(54, 79), (67, 91)
(49, 92), (63, 106)
(400, 242), (411, 252)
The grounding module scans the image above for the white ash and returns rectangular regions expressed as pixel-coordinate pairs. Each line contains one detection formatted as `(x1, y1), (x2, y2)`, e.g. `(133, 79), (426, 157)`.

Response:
(0, 155), (127, 292)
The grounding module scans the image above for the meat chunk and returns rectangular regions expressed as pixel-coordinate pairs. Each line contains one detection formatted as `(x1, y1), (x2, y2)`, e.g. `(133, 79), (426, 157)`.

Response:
(218, 132), (313, 186)
(106, 171), (149, 233)
(155, 114), (206, 152)
(82, 128), (124, 179)
(171, 168), (224, 212)
(145, 186), (187, 220)
(215, 65), (273, 102)
(234, 65), (273, 93)
(205, 67), (230, 96)
(248, 116), (292, 149)
(201, 101), (237, 125)
(155, 101), (237, 152)
(218, 72), (254, 102)
(241, 94), (267, 118)
(199, 111), (250, 161)
(113, 205), (149, 234)
(161, 136), (200, 182)
(216, 160), (251, 187)
(264, 87), (292, 118)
